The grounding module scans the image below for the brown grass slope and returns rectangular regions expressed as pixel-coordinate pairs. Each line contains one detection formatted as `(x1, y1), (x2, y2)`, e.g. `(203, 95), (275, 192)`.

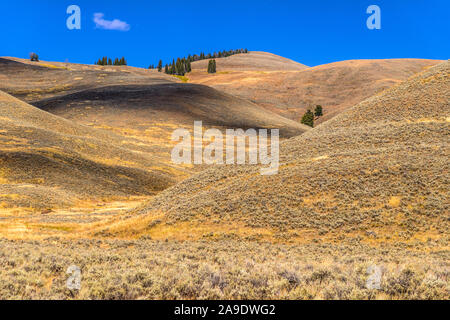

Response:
(0, 90), (178, 210)
(0, 57), (177, 102)
(33, 83), (309, 138)
(111, 61), (449, 244)
(191, 51), (308, 71)
(188, 57), (443, 124)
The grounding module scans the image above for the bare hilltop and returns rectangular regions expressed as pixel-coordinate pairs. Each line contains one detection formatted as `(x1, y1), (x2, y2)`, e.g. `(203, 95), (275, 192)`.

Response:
(191, 51), (309, 71)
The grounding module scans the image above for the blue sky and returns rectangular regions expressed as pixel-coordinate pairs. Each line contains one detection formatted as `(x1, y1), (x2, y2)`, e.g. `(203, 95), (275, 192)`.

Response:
(1, 0), (448, 68)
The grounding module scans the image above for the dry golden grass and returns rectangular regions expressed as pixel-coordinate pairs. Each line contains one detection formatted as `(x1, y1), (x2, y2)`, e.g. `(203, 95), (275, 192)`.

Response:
(33, 83), (308, 139)
(0, 90), (177, 211)
(0, 55), (448, 300)
(0, 57), (178, 102)
(191, 51), (308, 72)
(0, 239), (447, 299)
(0, 56), (307, 213)
(188, 57), (443, 124)
(115, 61), (449, 247)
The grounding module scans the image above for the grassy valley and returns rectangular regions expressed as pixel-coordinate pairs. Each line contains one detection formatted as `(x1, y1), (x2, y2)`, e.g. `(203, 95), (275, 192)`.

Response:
(0, 53), (448, 300)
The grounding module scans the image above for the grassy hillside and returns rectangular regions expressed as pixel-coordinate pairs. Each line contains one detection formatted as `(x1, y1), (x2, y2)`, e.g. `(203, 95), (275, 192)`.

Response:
(0, 55), (447, 300)
(0, 57), (308, 217)
(33, 83), (309, 139)
(188, 58), (443, 124)
(191, 51), (309, 71)
(0, 57), (177, 102)
(108, 61), (449, 245)
(0, 90), (178, 211)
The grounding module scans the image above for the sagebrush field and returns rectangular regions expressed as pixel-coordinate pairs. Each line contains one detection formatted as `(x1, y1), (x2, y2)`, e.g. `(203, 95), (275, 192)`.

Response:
(0, 53), (448, 300)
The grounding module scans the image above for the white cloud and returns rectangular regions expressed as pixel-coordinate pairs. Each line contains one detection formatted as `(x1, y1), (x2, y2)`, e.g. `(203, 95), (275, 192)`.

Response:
(93, 13), (130, 31)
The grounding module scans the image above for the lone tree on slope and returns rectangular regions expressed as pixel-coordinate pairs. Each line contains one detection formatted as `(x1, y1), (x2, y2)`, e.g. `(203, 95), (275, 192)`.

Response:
(301, 109), (314, 127)
(29, 52), (39, 62)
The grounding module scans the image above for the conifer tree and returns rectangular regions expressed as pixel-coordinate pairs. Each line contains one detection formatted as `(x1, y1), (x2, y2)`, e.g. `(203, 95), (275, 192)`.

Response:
(171, 59), (176, 74)
(207, 59), (216, 73)
(29, 53), (39, 62)
(301, 109), (314, 127)
(157, 60), (163, 72)
(186, 60), (191, 73)
(207, 60), (212, 73)
(175, 58), (181, 75)
(314, 105), (323, 117)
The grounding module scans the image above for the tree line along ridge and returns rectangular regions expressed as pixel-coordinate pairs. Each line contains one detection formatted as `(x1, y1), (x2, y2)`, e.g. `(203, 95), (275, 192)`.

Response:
(148, 48), (248, 75)
(95, 56), (128, 66)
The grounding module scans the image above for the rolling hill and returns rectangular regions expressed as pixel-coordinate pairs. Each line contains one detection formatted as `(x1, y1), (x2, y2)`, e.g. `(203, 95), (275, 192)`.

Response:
(0, 57), (176, 102)
(188, 56), (443, 124)
(107, 60), (450, 244)
(0, 57), (309, 212)
(191, 51), (309, 71)
(0, 90), (179, 211)
(33, 83), (309, 139)
(0, 56), (447, 300)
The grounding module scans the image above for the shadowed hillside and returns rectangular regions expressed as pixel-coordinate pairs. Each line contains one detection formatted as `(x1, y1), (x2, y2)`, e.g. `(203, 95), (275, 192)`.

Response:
(0, 60), (309, 213)
(33, 83), (309, 138)
(0, 56), (447, 300)
(0, 57), (176, 102)
(108, 61), (449, 244)
(0, 90), (179, 210)
(189, 57), (443, 124)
